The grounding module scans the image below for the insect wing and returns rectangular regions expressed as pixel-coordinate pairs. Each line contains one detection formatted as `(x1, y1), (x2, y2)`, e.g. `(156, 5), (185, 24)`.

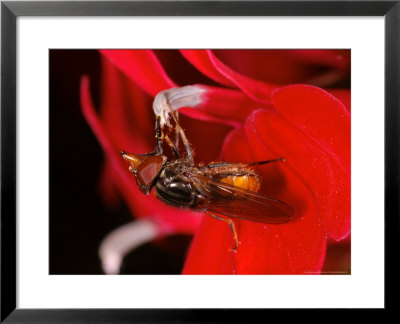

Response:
(189, 172), (293, 224)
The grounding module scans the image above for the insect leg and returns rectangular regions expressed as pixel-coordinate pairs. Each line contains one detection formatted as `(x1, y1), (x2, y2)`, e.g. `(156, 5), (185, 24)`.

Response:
(207, 212), (238, 253)
(169, 111), (194, 165)
(247, 157), (285, 166)
(203, 162), (244, 169)
(203, 158), (285, 171)
(164, 134), (180, 159)
(155, 116), (164, 154)
(155, 115), (181, 158)
(173, 111), (180, 151)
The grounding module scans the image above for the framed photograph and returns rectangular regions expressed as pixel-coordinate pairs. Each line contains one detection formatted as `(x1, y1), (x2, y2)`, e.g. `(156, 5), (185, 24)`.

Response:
(1, 0), (398, 321)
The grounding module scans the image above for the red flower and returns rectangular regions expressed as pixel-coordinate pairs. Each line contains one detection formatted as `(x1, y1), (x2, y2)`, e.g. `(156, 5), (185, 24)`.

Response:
(80, 49), (350, 274)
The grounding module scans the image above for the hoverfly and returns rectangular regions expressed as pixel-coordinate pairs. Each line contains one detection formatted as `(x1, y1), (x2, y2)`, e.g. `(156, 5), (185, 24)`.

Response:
(121, 103), (293, 252)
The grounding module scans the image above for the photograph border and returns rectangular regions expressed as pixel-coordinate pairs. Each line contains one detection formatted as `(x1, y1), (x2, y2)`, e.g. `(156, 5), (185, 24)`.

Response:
(1, 0), (399, 321)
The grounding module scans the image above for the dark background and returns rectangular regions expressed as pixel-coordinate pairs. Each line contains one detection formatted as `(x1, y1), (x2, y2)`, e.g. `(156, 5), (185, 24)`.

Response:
(49, 50), (191, 274)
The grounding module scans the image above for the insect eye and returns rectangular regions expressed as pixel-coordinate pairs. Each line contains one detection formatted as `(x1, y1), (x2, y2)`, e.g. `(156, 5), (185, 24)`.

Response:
(136, 155), (165, 187)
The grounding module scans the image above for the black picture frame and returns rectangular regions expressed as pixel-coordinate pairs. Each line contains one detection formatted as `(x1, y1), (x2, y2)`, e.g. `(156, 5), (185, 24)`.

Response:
(1, 0), (399, 321)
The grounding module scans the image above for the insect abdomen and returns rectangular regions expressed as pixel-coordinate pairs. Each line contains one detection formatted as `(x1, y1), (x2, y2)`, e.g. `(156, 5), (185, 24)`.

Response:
(220, 174), (261, 192)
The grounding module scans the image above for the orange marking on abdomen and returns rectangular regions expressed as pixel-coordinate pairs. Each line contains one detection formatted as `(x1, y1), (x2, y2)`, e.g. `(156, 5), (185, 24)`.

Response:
(220, 174), (261, 192)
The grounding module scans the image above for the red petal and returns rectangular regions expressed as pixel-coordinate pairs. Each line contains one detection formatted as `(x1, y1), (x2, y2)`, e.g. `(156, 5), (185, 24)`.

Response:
(247, 109), (350, 241)
(182, 215), (240, 274)
(182, 50), (277, 103)
(327, 89), (351, 111)
(180, 50), (236, 87)
(100, 55), (155, 153)
(99, 49), (176, 97)
(288, 49), (350, 70)
(101, 50), (253, 127)
(183, 127), (327, 274)
(272, 85), (350, 174)
(197, 85), (269, 125)
(154, 50), (222, 86)
(207, 50), (276, 103)
(213, 49), (350, 86)
(246, 125), (327, 273)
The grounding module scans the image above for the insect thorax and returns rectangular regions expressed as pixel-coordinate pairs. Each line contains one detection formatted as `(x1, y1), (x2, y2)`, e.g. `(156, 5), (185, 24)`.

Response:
(153, 162), (198, 209)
